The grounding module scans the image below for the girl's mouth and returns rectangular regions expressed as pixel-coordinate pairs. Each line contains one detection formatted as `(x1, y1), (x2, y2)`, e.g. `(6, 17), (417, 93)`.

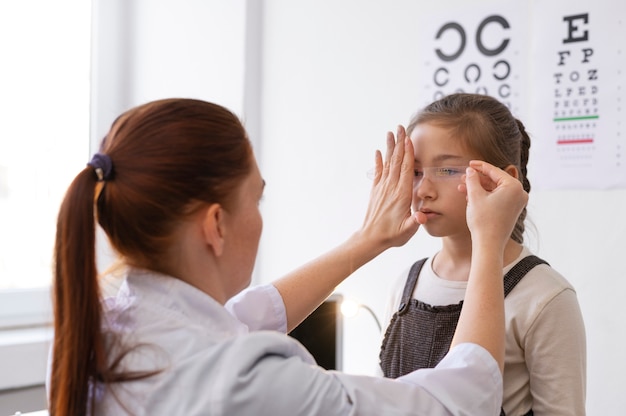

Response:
(420, 208), (440, 219)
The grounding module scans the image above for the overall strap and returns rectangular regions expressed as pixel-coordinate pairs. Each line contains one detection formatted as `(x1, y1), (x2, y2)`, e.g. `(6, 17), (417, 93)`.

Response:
(397, 258), (427, 315)
(503, 255), (549, 297)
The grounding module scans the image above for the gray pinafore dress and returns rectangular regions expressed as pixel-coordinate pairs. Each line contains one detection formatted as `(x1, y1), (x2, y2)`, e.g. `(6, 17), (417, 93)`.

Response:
(379, 255), (547, 416)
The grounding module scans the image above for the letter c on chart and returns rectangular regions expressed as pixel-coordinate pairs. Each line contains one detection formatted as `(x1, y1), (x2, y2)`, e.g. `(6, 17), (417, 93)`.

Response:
(492, 60), (510, 81)
(476, 15), (510, 56)
(464, 63), (481, 83)
(435, 22), (466, 62)
(434, 67), (449, 86)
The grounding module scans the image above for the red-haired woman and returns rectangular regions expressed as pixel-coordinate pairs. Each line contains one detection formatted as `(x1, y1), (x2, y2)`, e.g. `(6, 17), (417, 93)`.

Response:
(49, 98), (527, 415)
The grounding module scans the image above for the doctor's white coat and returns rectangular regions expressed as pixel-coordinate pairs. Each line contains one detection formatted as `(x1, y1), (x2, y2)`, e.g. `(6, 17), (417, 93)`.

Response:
(85, 268), (503, 415)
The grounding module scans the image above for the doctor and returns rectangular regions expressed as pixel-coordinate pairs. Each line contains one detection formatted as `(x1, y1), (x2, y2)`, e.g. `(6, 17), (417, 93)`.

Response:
(49, 98), (527, 415)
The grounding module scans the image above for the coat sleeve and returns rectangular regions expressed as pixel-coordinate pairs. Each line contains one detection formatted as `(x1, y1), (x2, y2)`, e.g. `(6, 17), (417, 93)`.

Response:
(218, 333), (503, 416)
(225, 284), (288, 333)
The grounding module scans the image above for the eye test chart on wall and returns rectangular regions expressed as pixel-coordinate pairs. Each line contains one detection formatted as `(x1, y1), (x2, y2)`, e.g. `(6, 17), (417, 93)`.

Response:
(412, 0), (626, 190)
(412, 2), (531, 136)
(530, 0), (626, 190)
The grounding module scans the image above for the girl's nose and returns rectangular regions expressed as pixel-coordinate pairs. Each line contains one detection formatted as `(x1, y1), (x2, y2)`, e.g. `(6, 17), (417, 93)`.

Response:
(414, 177), (436, 200)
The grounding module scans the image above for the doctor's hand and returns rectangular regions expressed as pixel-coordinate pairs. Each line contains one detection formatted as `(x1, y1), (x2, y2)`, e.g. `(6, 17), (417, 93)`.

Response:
(360, 125), (421, 250)
(462, 160), (528, 250)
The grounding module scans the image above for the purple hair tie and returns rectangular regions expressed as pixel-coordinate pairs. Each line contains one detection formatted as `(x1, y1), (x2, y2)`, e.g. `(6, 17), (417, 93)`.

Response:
(87, 153), (114, 181)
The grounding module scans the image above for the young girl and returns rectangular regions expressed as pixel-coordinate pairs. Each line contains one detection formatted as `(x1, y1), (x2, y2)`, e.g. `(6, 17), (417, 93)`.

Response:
(379, 93), (587, 415)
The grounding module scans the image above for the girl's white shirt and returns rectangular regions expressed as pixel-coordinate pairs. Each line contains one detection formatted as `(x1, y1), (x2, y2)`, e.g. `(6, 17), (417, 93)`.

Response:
(51, 267), (504, 415)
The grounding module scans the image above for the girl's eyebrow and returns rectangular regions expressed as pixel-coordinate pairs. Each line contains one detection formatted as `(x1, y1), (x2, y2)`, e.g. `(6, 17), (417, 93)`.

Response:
(415, 154), (467, 164)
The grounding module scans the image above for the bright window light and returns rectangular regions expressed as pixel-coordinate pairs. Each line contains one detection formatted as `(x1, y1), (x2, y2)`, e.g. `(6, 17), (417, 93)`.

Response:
(0, 0), (91, 290)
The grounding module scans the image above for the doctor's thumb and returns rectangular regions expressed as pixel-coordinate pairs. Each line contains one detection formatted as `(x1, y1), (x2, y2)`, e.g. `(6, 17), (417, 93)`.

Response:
(464, 167), (484, 199)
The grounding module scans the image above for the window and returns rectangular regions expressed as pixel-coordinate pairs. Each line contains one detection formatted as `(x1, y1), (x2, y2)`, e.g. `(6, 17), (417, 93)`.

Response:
(0, 0), (91, 327)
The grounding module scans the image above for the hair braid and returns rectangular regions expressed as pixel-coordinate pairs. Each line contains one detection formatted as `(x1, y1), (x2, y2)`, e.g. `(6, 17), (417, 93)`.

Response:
(516, 119), (531, 194)
(510, 118), (532, 243)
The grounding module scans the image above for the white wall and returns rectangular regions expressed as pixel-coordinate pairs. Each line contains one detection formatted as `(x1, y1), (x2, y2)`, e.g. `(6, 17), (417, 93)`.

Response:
(258, 0), (625, 413)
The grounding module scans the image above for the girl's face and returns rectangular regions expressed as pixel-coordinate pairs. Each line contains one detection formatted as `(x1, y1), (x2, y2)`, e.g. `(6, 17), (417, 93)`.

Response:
(409, 122), (481, 239)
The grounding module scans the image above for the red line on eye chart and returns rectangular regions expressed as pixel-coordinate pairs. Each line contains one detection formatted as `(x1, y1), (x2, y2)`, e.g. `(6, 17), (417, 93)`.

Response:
(557, 138), (595, 145)
(553, 115), (598, 146)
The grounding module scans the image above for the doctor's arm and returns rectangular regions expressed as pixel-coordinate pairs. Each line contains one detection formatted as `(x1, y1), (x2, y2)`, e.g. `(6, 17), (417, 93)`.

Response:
(273, 127), (421, 332)
(450, 161), (528, 372)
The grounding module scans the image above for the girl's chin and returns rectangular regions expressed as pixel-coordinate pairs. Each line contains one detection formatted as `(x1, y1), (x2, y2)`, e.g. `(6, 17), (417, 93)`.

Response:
(422, 225), (445, 238)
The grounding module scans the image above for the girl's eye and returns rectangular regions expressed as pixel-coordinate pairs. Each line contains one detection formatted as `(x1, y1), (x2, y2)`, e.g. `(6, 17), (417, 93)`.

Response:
(414, 166), (467, 182)
(436, 167), (463, 177)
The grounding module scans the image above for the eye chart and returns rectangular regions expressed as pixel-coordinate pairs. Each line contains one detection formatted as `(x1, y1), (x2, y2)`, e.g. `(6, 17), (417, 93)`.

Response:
(414, 2), (531, 124)
(414, 1), (626, 190)
(530, 1), (626, 189)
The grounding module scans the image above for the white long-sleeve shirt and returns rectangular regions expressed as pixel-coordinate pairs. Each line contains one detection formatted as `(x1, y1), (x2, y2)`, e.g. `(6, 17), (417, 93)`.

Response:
(90, 268), (503, 415)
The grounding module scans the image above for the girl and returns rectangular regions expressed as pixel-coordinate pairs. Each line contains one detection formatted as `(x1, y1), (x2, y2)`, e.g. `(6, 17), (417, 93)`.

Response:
(379, 93), (587, 415)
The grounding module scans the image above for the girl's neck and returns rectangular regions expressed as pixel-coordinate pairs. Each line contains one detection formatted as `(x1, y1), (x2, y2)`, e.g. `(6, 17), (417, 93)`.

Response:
(434, 237), (523, 282)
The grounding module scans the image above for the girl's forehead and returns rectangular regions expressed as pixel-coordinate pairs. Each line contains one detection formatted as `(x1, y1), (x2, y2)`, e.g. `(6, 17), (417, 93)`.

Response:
(411, 124), (462, 148)
(410, 124), (480, 163)
(410, 123), (457, 142)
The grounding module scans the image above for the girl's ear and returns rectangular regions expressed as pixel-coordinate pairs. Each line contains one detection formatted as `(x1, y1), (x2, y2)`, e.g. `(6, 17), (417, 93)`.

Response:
(504, 164), (520, 180)
(202, 203), (225, 257)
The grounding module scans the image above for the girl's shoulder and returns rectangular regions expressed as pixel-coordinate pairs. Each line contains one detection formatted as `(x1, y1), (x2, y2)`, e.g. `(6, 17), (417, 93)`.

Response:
(506, 247), (574, 292)
(520, 256), (572, 290)
(505, 250), (580, 318)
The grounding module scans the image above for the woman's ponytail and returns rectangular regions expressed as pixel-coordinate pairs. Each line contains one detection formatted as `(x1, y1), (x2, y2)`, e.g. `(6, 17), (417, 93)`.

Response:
(50, 166), (104, 416)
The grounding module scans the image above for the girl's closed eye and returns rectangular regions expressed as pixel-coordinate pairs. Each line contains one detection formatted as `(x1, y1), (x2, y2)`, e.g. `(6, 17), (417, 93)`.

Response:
(414, 166), (467, 181)
(435, 167), (465, 177)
